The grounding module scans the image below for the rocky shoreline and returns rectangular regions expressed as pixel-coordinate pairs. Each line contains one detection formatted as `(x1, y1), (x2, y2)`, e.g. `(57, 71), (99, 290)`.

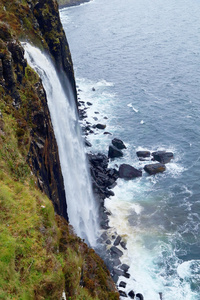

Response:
(78, 88), (173, 300)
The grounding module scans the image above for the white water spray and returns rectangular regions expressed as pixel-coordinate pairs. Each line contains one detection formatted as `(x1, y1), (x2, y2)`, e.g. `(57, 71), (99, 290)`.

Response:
(24, 43), (99, 247)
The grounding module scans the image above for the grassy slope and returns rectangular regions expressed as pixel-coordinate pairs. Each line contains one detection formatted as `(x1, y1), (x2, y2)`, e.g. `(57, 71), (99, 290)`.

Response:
(0, 0), (119, 299)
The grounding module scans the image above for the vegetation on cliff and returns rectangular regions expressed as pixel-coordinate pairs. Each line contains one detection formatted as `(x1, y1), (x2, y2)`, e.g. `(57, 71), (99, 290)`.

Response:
(0, 0), (119, 299)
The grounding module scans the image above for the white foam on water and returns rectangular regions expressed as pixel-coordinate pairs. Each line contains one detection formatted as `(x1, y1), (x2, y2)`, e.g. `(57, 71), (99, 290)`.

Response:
(127, 102), (139, 112)
(68, 76), (199, 299)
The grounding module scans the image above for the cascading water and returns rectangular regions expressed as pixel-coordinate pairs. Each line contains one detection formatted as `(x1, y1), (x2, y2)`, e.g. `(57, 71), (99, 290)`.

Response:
(24, 43), (99, 247)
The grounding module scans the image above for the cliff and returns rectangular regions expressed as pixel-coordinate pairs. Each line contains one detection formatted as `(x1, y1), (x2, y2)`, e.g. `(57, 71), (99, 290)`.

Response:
(0, 0), (119, 298)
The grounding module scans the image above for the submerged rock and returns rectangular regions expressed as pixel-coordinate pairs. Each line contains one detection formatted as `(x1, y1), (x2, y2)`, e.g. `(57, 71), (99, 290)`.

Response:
(144, 163), (166, 175)
(119, 164), (142, 179)
(152, 151), (174, 164)
(112, 138), (126, 150)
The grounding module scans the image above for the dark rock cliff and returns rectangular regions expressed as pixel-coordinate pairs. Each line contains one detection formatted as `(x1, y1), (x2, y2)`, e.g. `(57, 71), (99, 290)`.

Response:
(0, 0), (80, 219)
(0, 0), (79, 219)
(0, 21), (67, 219)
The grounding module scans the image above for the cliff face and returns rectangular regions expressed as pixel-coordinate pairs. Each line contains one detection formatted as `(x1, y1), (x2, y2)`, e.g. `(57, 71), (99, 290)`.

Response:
(0, 0), (119, 298)
(0, 0), (78, 219)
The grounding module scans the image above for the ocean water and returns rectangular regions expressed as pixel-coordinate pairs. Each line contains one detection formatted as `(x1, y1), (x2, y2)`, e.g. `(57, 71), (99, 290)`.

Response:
(60, 0), (200, 299)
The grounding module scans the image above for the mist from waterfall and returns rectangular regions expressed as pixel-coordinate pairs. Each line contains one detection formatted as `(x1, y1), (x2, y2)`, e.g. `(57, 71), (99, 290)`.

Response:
(24, 43), (99, 247)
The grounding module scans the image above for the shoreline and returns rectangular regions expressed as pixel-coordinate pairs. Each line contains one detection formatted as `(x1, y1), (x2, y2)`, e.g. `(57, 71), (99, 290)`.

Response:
(58, 0), (91, 9)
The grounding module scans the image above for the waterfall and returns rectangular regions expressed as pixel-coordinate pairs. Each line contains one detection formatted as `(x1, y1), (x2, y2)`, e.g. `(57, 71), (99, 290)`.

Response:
(24, 43), (99, 247)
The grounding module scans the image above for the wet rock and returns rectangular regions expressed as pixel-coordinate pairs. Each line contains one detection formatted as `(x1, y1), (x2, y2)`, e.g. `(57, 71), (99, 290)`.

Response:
(112, 273), (119, 283)
(120, 241), (127, 250)
(84, 139), (92, 147)
(114, 235), (122, 246)
(113, 258), (121, 266)
(104, 131), (112, 135)
(123, 272), (130, 278)
(79, 109), (87, 120)
(120, 264), (129, 272)
(112, 138), (126, 150)
(100, 219), (110, 229)
(152, 151), (174, 164)
(159, 292), (163, 300)
(119, 290), (128, 297)
(110, 246), (123, 258)
(119, 281), (127, 288)
(128, 290), (135, 299)
(92, 87), (95, 91)
(96, 123), (106, 130)
(136, 150), (150, 158)
(136, 293), (144, 300)
(87, 101), (92, 106)
(100, 231), (108, 241)
(144, 163), (166, 175)
(119, 164), (142, 179)
(113, 268), (125, 276)
(93, 117), (98, 121)
(108, 145), (123, 158)
(106, 239), (112, 245)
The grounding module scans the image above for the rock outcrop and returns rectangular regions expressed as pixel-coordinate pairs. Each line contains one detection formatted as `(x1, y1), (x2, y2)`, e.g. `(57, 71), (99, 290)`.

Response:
(152, 151), (174, 164)
(144, 163), (166, 175)
(119, 163), (142, 179)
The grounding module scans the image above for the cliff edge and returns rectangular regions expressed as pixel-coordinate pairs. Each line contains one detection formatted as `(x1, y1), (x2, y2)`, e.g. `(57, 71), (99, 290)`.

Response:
(0, 0), (119, 298)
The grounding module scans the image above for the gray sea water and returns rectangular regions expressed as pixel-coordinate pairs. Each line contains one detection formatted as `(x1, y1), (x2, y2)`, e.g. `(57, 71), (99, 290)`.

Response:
(60, 0), (200, 298)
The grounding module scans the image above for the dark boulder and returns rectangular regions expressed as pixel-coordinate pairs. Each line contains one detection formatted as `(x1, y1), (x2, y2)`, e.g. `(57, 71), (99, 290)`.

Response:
(114, 235), (122, 246)
(128, 290), (135, 299)
(87, 101), (92, 106)
(120, 264), (129, 272)
(110, 246), (123, 258)
(119, 281), (126, 288)
(136, 293), (144, 300)
(96, 123), (106, 130)
(104, 131), (112, 135)
(108, 145), (123, 159)
(144, 163), (166, 175)
(136, 150), (150, 158)
(152, 151), (173, 164)
(112, 138), (126, 150)
(119, 290), (128, 297)
(120, 241), (127, 250)
(119, 164), (142, 179)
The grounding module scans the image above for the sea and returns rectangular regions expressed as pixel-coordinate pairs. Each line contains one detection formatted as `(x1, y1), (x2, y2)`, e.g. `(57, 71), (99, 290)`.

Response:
(60, 0), (200, 299)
